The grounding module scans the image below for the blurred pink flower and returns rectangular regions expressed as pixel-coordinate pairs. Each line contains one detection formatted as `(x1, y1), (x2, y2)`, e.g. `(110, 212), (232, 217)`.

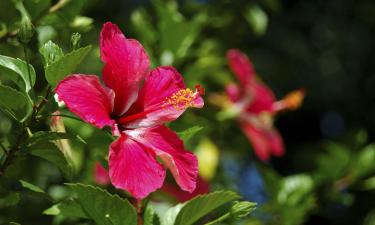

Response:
(161, 176), (210, 202)
(226, 49), (304, 161)
(93, 162), (111, 186)
(56, 22), (204, 199)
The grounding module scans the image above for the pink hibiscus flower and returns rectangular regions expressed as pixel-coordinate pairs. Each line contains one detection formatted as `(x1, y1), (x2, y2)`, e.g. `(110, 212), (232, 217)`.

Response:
(55, 22), (204, 199)
(226, 49), (304, 161)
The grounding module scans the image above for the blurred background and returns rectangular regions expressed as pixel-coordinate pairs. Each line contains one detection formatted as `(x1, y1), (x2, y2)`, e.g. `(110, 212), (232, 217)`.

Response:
(0, 0), (375, 224)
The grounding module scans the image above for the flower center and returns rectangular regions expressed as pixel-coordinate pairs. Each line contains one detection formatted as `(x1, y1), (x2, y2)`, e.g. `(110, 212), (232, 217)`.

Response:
(164, 88), (196, 110)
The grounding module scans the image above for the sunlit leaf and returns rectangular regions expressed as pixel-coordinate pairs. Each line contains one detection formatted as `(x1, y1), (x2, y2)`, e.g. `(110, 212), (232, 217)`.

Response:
(39, 40), (64, 66)
(0, 55), (36, 92)
(66, 183), (137, 225)
(44, 45), (91, 87)
(44, 199), (88, 219)
(244, 5), (268, 36)
(173, 191), (240, 225)
(0, 84), (32, 122)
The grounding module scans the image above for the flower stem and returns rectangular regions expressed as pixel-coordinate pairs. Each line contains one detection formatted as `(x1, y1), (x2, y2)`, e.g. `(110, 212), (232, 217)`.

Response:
(203, 213), (231, 225)
(137, 199), (143, 225)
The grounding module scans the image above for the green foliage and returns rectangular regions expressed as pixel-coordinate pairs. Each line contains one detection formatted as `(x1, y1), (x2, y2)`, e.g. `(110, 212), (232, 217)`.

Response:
(44, 199), (88, 219)
(19, 179), (46, 194)
(39, 40), (64, 66)
(0, 192), (20, 208)
(177, 126), (203, 143)
(244, 4), (268, 36)
(27, 131), (85, 145)
(0, 55), (36, 92)
(144, 203), (158, 225)
(0, 84), (32, 122)
(63, 184), (138, 225)
(43, 45), (91, 87)
(29, 142), (74, 179)
(230, 201), (257, 220)
(160, 191), (240, 225)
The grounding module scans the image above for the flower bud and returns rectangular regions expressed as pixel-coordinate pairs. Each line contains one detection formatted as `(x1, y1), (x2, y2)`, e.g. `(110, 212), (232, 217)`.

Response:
(18, 18), (34, 44)
(230, 201), (257, 220)
(71, 32), (81, 50)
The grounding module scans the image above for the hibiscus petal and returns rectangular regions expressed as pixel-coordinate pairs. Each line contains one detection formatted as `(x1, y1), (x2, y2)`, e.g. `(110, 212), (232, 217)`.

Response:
(125, 126), (198, 193)
(241, 122), (271, 161)
(100, 22), (150, 116)
(226, 83), (241, 103)
(119, 66), (204, 128)
(267, 128), (284, 157)
(227, 49), (255, 88)
(246, 81), (276, 114)
(55, 74), (114, 128)
(108, 135), (166, 199)
(241, 122), (285, 161)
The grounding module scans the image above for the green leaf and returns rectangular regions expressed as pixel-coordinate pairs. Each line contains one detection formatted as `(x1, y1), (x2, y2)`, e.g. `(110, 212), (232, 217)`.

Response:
(44, 199), (88, 219)
(0, 192), (20, 208)
(353, 144), (375, 179)
(29, 142), (74, 179)
(67, 183), (137, 225)
(44, 45), (91, 87)
(19, 179), (45, 194)
(0, 84), (32, 122)
(0, 54), (36, 92)
(39, 40), (64, 66)
(177, 126), (203, 142)
(244, 4), (268, 36)
(277, 174), (314, 206)
(172, 191), (240, 225)
(24, 0), (51, 20)
(144, 203), (156, 225)
(27, 131), (86, 146)
(160, 204), (184, 225)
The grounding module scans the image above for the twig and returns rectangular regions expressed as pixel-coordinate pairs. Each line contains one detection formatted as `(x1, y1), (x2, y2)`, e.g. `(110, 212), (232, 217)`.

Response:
(137, 199), (143, 225)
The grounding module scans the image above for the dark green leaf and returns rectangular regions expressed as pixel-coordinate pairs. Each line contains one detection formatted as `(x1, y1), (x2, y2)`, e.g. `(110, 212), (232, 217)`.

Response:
(66, 183), (137, 225)
(24, 0), (51, 20)
(45, 45), (91, 87)
(0, 84), (32, 122)
(44, 199), (88, 219)
(27, 131), (86, 146)
(0, 192), (20, 208)
(29, 142), (74, 179)
(173, 191), (240, 225)
(0, 55), (36, 92)
(39, 40), (64, 66)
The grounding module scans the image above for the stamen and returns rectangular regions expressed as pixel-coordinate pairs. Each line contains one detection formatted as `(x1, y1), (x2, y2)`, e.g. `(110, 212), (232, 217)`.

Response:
(163, 88), (197, 110)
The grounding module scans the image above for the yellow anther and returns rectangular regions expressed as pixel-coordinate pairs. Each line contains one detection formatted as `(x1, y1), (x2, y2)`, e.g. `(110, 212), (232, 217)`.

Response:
(164, 88), (196, 110)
